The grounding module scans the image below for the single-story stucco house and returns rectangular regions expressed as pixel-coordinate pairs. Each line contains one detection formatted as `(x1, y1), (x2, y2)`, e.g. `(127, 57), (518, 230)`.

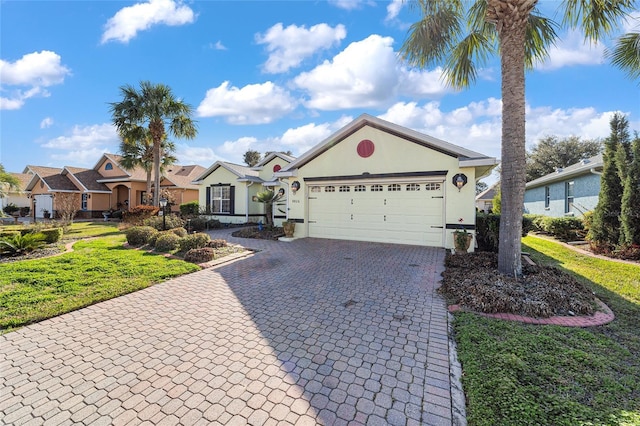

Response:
(271, 114), (497, 250)
(475, 182), (499, 213)
(524, 154), (603, 218)
(193, 152), (295, 224)
(24, 154), (204, 219)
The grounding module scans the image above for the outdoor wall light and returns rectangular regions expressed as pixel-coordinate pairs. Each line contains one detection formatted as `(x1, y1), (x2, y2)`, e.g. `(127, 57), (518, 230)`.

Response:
(452, 173), (468, 192)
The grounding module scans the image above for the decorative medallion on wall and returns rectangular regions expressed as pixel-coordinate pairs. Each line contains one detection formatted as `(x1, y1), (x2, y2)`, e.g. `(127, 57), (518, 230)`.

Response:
(291, 181), (301, 194)
(273, 164), (281, 172)
(357, 139), (375, 158)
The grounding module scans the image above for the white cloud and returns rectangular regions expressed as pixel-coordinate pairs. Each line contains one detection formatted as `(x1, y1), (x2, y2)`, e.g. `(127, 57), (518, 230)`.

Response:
(0, 51), (70, 110)
(101, 0), (195, 44)
(294, 35), (450, 110)
(209, 41), (227, 50)
(218, 137), (260, 161)
(327, 0), (371, 11)
(42, 123), (119, 150)
(176, 144), (220, 166)
(256, 23), (346, 73)
(537, 30), (605, 70)
(50, 148), (112, 168)
(379, 99), (630, 160)
(40, 117), (54, 129)
(385, 0), (404, 21)
(623, 11), (640, 32)
(196, 81), (298, 124)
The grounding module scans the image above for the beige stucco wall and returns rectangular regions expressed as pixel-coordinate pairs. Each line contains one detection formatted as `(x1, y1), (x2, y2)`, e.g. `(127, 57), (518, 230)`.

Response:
(258, 157), (290, 181)
(97, 159), (124, 177)
(282, 126), (478, 249)
(197, 166), (265, 224)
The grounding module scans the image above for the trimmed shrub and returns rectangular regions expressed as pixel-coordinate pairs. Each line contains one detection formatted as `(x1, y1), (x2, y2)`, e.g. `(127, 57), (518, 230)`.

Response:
(123, 205), (159, 225)
(125, 226), (158, 247)
(179, 201), (199, 217)
(540, 217), (584, 242)
(143, 215), (185, 231)
(147, 230), (172, 247)
(475, 214), (536, 253)
(172, 227), (188, 238)
(186, 217), (208, 231)
(184, 247), (215, 263)
(207, 239), (228, 249)
(154, 233), (181, 252)
(40, 228), (63, 244)
(208, 219), (222, 229)
(2, 203), (19, 215)
(179, 233), (211, 253)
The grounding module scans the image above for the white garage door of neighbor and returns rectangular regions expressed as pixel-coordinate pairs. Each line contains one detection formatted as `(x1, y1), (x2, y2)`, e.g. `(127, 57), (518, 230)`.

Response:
(308, 181), (444, 246)
(34, 194), (53, 218)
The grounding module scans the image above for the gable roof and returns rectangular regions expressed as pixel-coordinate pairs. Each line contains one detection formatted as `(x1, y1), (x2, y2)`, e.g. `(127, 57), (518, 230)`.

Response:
(192, 161), (260, 184)
(63, 167), (111, 192)
(163, 165), (206, 189)
(526, 154), (603, 188)
(278, 114), (496, 175)
(6, 173), (32, 192)
(254, 152), (296, 168)
(24, 166), (79, 192)
(94, 153), (148, 182)
(476, 182), (499, 201)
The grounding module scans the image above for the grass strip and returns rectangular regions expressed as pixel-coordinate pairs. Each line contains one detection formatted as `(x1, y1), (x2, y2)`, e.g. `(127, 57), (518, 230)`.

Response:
(454, 236), (640, 425)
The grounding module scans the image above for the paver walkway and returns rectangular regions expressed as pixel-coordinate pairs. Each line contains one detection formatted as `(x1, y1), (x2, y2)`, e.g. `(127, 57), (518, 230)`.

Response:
(0, 230), (460, 425)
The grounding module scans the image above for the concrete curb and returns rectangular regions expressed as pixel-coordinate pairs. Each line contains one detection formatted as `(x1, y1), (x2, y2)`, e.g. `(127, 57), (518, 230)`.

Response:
(448, 312), (467, 426)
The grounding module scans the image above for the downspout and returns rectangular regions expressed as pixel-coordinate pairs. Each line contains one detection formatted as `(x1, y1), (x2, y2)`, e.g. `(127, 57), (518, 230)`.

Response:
(590, 168), (602, 176)
(246, 182), (253, 223)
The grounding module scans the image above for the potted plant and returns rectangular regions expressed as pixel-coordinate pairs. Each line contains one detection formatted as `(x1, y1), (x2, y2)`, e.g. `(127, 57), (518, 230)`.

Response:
(453, 228), (473, 253)
(283, 219), (296, 238)
(42, 209), (51, 219)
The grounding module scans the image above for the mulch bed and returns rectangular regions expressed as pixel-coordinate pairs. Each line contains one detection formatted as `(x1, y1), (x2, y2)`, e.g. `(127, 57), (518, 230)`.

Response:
(0, 246), (65, 264)
(231, 226), (284, 241)
(440, 252), (598, 318)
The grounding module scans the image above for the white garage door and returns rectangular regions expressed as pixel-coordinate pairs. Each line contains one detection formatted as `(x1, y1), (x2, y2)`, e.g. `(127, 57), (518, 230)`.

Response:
(34, 194), (53, 218)
(308, 181), (444, 246)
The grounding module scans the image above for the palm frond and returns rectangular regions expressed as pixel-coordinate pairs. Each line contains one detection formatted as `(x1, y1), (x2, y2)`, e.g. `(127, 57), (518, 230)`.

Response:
(524, 12), (559, 69)
(444, 30), (496, 89)
(562, 0), (636, 42)
(607, 32), (640, 81)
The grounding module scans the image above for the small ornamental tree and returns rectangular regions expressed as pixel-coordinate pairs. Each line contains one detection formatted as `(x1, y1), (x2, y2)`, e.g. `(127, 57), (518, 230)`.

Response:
(55, 193), (80, 225)
(620, 135), (640, 246)
(589, 113), (629, 247)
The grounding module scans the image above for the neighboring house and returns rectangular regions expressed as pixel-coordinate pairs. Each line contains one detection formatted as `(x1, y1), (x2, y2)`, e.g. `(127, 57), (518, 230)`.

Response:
(274, 114), (497, 249)
(24, 154), (205, 219)
(524, 154), (603, 218)
(475, 182), (499, 213)
(0, 172), (31, 212)
(193, 152), (295, 224)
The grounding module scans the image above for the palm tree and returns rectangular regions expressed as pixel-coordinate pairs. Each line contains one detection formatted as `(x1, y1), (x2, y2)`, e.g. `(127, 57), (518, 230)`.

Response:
(401, 0), (635, 276)
(119, 131), (177, 205)
(609, 30), (640, 80)
(110, 81), (197, 207)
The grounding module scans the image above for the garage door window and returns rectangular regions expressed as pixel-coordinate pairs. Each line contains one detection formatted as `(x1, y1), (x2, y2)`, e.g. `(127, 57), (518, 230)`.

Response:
(354, 185), (366, 192)
(325, 186), (335, 192)
(310, 186), (321, 193)
(388, 184), (401, 191)
(371, 185), (383, 192)
(406, 184), (420, 191)
(339, 185), (350, 192)
(425, 183), (441, 190)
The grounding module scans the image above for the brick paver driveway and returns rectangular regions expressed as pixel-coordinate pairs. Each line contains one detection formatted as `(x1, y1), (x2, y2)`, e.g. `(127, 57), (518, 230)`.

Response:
(1, 230), (462, 425)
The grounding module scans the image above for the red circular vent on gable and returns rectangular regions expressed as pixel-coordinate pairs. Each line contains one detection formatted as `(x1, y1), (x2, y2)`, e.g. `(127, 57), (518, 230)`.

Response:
(273, 164), (282, 172)
(357, 139), (375, 158)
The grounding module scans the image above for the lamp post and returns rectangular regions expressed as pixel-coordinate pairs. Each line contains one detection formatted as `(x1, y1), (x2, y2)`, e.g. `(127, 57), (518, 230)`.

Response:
(159, 198), (167, 230)
(32, 198), (37, 224)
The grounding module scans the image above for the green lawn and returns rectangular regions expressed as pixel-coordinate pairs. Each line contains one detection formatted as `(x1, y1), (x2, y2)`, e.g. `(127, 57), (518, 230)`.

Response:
(454, 235), (640, 426)
(0, 235), (200, 332)
(60, 221), (123, 239)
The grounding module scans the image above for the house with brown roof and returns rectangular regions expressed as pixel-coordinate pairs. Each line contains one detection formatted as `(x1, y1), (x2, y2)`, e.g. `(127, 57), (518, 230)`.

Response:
(0, 172), (31, 214)
(24, 154), (205, 219)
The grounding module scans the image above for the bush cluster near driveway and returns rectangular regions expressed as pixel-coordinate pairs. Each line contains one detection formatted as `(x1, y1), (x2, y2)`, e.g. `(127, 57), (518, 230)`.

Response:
(0, 235), (200, 331)
(453, 235), (640, 425)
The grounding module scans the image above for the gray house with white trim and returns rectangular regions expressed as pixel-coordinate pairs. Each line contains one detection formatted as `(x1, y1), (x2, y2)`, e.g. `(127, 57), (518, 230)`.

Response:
(524, 154), (603, 218)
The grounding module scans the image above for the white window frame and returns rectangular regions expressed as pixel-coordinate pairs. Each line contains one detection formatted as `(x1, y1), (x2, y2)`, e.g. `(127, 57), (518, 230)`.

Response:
(211, 185), (231, 214)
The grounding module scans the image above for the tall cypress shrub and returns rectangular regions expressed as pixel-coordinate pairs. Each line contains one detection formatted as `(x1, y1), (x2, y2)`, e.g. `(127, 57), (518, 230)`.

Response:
(589, 113), (629, 247)
(620, 136), (640, 246)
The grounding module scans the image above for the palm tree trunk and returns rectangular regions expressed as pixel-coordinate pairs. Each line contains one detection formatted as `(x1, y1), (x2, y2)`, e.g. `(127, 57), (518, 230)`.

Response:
(490, 0), (535, 276)
(153, 140), (161, 207)
(145, 168), (152, 205)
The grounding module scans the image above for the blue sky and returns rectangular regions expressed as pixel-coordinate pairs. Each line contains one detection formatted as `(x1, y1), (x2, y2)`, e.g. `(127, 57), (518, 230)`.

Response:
(1, 0), (638, 184)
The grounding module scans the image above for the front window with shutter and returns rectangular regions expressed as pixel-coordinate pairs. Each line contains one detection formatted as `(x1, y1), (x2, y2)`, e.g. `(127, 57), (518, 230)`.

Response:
(211, 185), (231, 214)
